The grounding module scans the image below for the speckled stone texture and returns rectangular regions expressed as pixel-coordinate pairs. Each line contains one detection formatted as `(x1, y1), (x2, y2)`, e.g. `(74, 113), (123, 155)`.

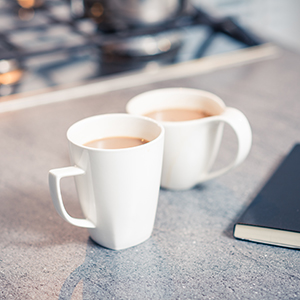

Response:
(0, 48), (300, 299)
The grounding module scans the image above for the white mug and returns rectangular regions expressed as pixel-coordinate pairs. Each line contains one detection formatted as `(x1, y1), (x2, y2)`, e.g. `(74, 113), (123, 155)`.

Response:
(49, 114), (164, 250)
(126, 88), (252, 190)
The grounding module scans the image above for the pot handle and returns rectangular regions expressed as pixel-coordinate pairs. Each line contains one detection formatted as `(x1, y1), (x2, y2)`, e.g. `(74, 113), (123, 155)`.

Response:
(49, 166), (96, 228)
(199, 107), (252, 182)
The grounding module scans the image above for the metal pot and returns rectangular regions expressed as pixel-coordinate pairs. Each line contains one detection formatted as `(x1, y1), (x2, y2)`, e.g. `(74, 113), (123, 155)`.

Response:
(83, 0), (187, 30)
(99, 31), (183, 75)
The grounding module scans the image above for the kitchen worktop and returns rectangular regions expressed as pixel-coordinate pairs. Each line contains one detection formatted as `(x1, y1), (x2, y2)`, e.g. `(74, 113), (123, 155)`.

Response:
(1, 46), (300, 299)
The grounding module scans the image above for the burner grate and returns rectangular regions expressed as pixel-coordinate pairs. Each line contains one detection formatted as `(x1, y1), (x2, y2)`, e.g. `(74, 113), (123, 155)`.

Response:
(0, 0), (262, 96)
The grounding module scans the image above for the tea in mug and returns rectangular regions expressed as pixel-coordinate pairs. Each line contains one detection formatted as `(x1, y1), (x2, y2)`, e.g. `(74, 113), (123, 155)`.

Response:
(84, 136), (149, 149)
(144, 108), (212, 122)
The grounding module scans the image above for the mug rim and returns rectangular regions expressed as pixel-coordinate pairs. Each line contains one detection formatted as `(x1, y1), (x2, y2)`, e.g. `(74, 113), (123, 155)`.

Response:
(67, 113), (165, 152)
(126, 87), (226, 126)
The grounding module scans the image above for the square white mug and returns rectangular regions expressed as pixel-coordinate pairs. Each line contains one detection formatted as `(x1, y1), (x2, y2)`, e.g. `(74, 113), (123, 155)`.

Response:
(49, 114), (164, 250)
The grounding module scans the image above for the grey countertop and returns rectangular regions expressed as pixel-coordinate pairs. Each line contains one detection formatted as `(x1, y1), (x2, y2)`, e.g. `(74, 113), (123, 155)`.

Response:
(1, 46), (300, 299)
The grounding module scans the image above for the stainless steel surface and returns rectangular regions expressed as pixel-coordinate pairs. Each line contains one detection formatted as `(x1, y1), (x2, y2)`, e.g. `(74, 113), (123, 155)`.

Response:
(0, 44), (278, 113)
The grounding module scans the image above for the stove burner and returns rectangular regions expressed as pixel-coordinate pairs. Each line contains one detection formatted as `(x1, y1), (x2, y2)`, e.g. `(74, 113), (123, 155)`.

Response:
(0, 0), (262, 97)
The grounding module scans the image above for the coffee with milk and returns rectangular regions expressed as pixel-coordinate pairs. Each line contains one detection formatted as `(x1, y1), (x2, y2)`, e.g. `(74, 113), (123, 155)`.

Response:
(84, 136), (149, 149)
(144, 108), (212, 122)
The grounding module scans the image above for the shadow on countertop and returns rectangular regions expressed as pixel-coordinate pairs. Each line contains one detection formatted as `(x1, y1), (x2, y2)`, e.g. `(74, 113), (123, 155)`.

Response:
(59, 238), (174, 300)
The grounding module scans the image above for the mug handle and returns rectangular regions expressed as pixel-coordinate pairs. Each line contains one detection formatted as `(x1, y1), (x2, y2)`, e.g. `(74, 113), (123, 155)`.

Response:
(199, 107), (252, 182)
(49, 166), (96, 228)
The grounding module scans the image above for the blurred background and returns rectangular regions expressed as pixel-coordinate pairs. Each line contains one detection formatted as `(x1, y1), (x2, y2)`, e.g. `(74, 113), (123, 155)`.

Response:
(0, 0), (299, 97)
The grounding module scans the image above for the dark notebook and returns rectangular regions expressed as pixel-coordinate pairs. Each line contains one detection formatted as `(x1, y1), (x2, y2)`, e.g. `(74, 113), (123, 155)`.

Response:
(233, 144), (300, 249)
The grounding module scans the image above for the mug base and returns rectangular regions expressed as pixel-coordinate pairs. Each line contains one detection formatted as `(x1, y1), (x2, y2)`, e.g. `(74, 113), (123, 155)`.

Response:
(89, 232), (152, 251)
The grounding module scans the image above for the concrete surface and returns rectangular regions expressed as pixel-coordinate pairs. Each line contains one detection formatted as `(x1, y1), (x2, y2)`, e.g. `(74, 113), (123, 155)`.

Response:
(0, 48), (300, 299)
